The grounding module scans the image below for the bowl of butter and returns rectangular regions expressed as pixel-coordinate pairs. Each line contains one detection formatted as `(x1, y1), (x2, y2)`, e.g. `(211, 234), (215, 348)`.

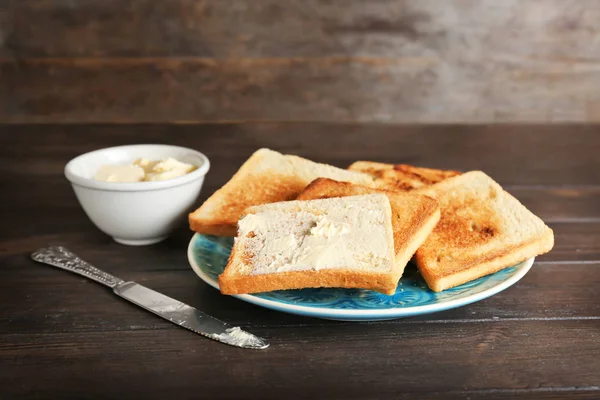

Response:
(65, 144), (210, 245)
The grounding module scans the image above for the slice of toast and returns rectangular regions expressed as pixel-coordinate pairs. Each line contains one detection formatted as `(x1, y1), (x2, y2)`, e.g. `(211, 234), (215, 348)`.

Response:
(296, 178), (440, 282)
(189, 148), (373, 236)
(413, 171), (554, 292)
(348, 161), (461, 191)
(218, 194), (398, 295)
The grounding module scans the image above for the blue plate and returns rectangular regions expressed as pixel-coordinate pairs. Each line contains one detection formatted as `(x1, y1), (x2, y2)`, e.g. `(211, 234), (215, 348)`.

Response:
(187, 233), (534, 321)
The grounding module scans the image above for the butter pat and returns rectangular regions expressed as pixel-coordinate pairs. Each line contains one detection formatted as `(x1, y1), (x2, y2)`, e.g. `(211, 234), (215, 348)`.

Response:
(310, 216), (349, 238)
(133, 157), (196, 181)
(94, 165), (145, 183)
(94, 157), (196, 182)
(210, 327), (266, 348)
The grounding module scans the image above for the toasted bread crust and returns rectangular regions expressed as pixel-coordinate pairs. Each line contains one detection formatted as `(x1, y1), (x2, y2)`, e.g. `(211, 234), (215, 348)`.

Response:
(296, 178), (440, 282)
(220, 237), (399, 294)
(219, 270), (399, 295)
(416, 231), (554, 292)
(414, 171), (555, 292)
(348, 161), (461, 192)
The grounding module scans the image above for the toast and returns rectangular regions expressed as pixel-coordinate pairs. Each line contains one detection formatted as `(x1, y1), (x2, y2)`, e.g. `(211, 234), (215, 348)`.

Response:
(348, 161), (461, 191)
(297, 178), (440, 281)
(219, 194), (398, 295)
(413, 171), (554, 292)
(189, 148), (373, 236)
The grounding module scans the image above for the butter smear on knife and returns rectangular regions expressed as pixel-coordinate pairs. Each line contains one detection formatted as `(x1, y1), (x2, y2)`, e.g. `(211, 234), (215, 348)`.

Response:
(210, 327), (265, 347)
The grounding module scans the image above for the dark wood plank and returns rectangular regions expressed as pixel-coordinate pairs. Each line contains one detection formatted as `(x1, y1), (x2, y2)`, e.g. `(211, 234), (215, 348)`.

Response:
(1, 0), (597, 59)
(425, 392), (600, 400)
(0, 58), (455, 123)
(4, 1), (600, 123)
(449, 392), (600, 400)
(7, 176), (600, 224)
(1, 261), (599, 335)
(2, 124), (600, 186)
(3, 161), (600, 236)
(2, 215), (599, 265)
(541, 222), (600, 262)
(509, 187), (600, 223)
(3, 57), (600, 123)
(2, 320), (600, 399)
(2, 124), (599, 266)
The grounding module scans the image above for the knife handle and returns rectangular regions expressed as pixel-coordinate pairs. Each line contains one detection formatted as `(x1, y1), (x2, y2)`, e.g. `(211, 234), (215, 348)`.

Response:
(31, 246), (125, 288)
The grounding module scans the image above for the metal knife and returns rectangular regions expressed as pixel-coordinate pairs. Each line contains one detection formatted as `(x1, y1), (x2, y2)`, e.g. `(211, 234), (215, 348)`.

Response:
(31, 246), (269, 350)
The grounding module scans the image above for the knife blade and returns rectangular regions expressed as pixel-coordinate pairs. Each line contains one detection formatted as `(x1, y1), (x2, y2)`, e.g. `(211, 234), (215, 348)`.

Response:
(31, 246), (269, 350)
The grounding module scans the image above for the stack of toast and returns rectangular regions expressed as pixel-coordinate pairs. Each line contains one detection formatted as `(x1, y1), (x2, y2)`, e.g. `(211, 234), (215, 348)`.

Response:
(189, 148), (554, 295)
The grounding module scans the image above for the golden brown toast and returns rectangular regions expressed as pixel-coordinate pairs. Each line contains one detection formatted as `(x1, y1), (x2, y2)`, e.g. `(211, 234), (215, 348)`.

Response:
(348, 161), (461, 192)
(219, 194), (398, 295)
(189, 148), (373, 236)
(414, 171), (554, 292)
(297, 178), (440, 284)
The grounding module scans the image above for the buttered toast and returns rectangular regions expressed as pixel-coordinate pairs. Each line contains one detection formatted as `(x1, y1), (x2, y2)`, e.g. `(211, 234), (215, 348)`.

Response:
(189, 148), (372, 236)
(297, 178), (440, 282)
(348, 161), (460, 192)
(414, 171), (554, 292)
(218, 194), (398, 295)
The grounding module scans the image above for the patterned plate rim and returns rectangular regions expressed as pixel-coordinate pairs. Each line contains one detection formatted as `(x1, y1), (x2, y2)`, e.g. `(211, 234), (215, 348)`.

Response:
(187, 233), (534, 319)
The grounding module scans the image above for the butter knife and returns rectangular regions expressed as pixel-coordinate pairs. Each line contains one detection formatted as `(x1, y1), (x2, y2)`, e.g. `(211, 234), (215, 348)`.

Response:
(31, 246), (269, 350)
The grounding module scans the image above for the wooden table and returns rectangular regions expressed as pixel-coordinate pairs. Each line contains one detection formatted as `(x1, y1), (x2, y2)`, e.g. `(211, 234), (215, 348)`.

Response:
(2, 124), (599, 399)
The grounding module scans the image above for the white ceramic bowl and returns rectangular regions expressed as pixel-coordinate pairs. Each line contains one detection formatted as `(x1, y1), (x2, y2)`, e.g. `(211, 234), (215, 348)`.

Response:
(65, 144), (210, 246)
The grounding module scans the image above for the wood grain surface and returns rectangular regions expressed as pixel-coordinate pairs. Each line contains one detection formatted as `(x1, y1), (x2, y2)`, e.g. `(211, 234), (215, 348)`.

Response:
(1, 123), (599, 399)
(2, 0), (600, 123)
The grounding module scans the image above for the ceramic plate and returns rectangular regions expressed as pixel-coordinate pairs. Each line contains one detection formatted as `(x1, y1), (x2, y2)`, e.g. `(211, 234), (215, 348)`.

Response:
(187, 233), (534, 321)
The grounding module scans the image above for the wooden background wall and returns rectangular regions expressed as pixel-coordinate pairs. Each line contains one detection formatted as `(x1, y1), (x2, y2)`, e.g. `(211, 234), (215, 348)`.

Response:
(2, 0), (600, 124)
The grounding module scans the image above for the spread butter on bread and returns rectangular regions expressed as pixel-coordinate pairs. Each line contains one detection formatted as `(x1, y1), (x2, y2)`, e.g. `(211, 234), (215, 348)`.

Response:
(348, 161), (461, 192)
(414, 171), (554, 292)
(189, 148), (373, 236)
(218, 194), (399, 295)
(297, 178), (440, 283)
